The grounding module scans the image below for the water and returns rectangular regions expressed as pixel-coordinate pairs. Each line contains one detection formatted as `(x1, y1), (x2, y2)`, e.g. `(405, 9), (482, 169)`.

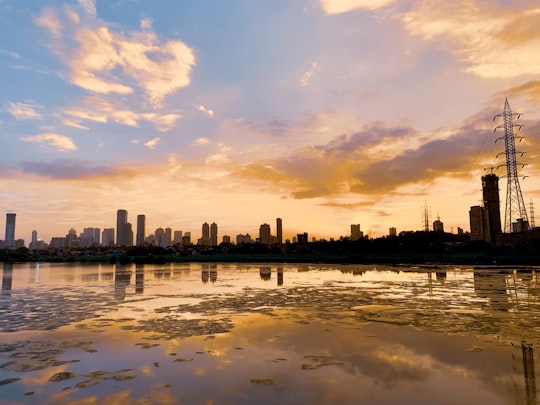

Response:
(0, 262), (539, 404)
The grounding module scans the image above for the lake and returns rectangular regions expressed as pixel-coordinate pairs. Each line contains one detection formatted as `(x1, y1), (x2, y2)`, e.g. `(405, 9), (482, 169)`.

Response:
(1, 262), (539, 404)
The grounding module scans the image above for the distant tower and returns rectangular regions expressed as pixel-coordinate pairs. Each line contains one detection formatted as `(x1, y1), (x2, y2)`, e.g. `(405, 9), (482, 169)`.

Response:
(136, 215), (146, 246)
(493, 98), (529, 232)
(482, 173), (502, 243)
(433, 216), (444, 232)
(116, 209), (128, 245)
(276, 218), (283, 245)
(210, 223), (218, 246)
(350, 224), (362, 240)
(201, 222), (210, 246)
(4, 213), (16, 248)
(259, 223), (271, 245)
(530, 199), (536, 229)
(422, 202), (431, 232)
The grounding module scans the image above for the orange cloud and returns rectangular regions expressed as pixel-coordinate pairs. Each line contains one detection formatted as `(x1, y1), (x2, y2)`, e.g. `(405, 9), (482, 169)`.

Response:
(7, 102), (42, 120)
(402, 1), (540, 78)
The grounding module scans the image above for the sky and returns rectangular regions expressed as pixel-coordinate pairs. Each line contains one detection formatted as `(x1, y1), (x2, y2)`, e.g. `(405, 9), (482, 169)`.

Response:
(2, 0), (540, 244)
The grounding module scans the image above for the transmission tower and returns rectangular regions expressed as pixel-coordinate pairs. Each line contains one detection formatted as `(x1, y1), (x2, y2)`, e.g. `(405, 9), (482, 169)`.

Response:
(421, 201), (431, 232)
(530, 199), (536, 229)
(493, 98), (529, 233)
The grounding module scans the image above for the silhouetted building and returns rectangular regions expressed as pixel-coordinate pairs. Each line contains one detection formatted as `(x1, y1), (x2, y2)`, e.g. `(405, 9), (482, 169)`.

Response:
(482, 174), (502, 243)
(470, 205), (489, 241)
(389, 227), (397, 237)
(4, 213), (15, 249)
(351, 224), (362, 240)
(102, 228), (115, 246)
(210, 222), (218, 246)
(222, 235), (231, 244)
(276, 218), (283, 245)
(165, 227), (172, 246)
(154, 228), (165, 246)
(136, 215), (146, 246)
(200, 222), (210, 246)
(116, 209), (133, 246)
(297, 232), (309, 245)
(259, 223), (271, 245)
(433, 217), (444, 232)
(173, 230), (182, 244)
(236, 233), (252, 244)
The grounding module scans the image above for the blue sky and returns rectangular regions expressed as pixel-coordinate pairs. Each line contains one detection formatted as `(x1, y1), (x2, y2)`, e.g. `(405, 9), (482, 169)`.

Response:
(1, 0), (540, 243)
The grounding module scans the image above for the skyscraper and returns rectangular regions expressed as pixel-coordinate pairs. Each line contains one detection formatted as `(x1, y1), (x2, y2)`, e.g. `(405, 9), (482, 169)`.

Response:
(201, 222), (210, 246)
(469, 206), (489, 242)
(102, 228), (115, 246)
(136, 215), (146, 246)
(4, 213), (16, 249)
(116, 209), (133, 246)
(259, 223), (271, 245)
(210, 222), (218, 246)
(351, 224), (362, 241)
(482, 174), (502, 243)
(276, 218), (282, 245)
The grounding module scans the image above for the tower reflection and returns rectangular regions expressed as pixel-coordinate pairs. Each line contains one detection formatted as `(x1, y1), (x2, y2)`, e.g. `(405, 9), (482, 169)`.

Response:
(2, 263), (13, 295)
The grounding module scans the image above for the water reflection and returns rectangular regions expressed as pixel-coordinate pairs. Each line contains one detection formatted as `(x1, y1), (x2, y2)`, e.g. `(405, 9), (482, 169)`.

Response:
(522, 341), (537, 405)
(1, 263), (540, 404)
(114, 265), (131, 301)
(2, 262), (12, 295)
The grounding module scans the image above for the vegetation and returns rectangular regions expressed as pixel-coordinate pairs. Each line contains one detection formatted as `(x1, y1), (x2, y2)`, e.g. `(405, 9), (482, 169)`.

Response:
(1, 230), (539, 265)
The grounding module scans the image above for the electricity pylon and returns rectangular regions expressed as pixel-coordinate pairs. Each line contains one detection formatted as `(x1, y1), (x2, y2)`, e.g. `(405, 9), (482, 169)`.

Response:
(493, 98), (529, 233)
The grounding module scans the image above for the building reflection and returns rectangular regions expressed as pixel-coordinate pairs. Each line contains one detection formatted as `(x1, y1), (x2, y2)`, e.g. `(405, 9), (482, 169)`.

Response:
(277, 266), (283, 286)
(135, 265), (144, 294)
(259, 266), (271, 281)
(522, 341), (537, 405)
(201, 264), (218, 283)
(114, 265), (131, 301)
(2, 263), (13, 295)
(473, 271), (510, 311)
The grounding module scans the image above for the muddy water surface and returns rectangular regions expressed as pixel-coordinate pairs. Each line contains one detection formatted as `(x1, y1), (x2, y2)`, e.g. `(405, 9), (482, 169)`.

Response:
(1, 262), (539, 404)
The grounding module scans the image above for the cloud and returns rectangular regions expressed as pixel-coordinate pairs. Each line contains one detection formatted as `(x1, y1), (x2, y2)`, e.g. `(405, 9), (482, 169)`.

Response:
(198, 105), (214, 117)
(62, 118), (90, 130)
(236, 115), (496, 199)
(320, 0), (397, 14)
(77, 0), (96, 16)
(20, 159), (116, 179)
(63, 96), (181, 131)
(402, 1), (540, 78)
(7, 102), (42, 120)
(300, 62), (320, 87)
(36, 5), (196, 108)
(195, 137), (210, 145)
(144, 137), (161, 149)
(22, 133), (77, 152)
(0, 50), (21, 60)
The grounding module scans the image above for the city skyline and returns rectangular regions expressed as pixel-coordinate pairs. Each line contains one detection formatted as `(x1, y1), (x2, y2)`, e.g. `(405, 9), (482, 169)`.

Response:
(2, 1), (540, 243)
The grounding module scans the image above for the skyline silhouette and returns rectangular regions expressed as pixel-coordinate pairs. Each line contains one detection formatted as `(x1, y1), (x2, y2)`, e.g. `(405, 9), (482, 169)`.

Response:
(1, 1), (540, 244)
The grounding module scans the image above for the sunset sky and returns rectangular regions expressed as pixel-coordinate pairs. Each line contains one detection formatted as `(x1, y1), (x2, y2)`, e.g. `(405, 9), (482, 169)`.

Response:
(2, 0), (540, 244)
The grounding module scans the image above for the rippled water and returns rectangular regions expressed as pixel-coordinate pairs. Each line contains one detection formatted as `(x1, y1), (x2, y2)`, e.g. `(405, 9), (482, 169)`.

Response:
(1, 262), (539, 404)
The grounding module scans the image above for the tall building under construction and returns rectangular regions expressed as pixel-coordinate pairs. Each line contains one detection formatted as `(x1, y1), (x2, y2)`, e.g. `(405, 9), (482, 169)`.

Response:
(482, 173), (502, 243)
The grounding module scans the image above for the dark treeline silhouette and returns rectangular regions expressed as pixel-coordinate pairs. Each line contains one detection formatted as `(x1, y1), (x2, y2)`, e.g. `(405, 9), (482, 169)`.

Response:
(1, 230), (539, 265)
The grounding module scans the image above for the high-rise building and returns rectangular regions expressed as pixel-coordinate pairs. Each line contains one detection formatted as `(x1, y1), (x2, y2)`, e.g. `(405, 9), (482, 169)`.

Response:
(276, 218), (283, 245)
(200, 222), (210, 246)
(470, 206), (489, 242)
(389, 227), (397, 237)
(165, 228), (172, 246)
(154, 228), (165, 246)
(259, 223), (271, 245)
(482, 174), (502, 243)
(173, 231), (183, 244)
(116, 209), (127, 245)
(222, 235), (231, 244)
(4, 213), (15, 249)
(433, 217), (444, 232)
(102, 228), (115, 246)
(210, 223), (218, 246)
(136, 215), (146, 246)
(116, 209), (133, 246)
(350, 224), (362, 241)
